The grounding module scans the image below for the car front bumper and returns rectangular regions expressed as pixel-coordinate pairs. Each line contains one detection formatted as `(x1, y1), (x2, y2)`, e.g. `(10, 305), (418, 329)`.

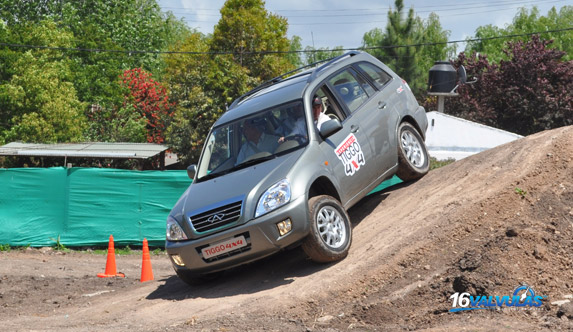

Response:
(165, 194), (309, 275)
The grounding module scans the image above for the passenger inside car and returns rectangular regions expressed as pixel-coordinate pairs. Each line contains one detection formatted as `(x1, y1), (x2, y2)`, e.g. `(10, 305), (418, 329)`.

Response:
(236, 118), (280, 164)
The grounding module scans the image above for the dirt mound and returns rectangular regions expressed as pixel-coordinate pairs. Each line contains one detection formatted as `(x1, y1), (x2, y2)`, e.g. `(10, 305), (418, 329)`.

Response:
(322, 125), (573, 331)
(1, 126), (572, 331)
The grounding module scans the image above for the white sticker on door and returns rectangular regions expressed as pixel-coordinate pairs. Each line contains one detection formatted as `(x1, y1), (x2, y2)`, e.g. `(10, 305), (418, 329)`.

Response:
(335, 133), (365, 176)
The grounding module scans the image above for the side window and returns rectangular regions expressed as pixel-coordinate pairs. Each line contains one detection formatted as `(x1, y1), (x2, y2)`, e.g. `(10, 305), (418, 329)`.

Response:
(357, 62), (392, 90)
(315, 86), (346, 123)
(328, 69), (369, 113)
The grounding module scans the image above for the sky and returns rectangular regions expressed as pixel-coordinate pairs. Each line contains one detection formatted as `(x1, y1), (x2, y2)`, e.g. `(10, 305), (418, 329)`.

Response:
(157, 0), (571, 52)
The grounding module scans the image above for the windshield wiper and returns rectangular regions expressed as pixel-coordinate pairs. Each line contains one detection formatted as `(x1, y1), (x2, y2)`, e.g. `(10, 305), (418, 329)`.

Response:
(234, 154), (276, 170)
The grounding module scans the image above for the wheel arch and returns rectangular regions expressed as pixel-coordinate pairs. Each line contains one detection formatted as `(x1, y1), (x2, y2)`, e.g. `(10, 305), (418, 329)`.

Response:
(400, 115), (426, 140)
(308, 176), (341, 203)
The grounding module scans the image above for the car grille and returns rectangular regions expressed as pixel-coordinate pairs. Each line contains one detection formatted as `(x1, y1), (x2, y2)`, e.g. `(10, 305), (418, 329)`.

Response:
(190, 200), (242, 233)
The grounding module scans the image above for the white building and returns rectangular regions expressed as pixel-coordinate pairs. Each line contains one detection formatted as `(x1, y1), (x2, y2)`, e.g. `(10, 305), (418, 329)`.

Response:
(424, 111), (523, 161)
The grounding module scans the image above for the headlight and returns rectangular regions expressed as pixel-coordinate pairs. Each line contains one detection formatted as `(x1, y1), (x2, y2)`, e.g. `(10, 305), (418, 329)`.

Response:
(255, 179), (291, 218)
(166, 215), (188, 241)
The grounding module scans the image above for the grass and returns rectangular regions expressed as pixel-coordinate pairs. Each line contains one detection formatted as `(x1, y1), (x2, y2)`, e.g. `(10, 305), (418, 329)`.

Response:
(429, 157), (456, 170)
(515, 187), (527, 197)
(0, 242), (165, 255)
(50, 235), (70, 252)
(91, 245), (165, 256)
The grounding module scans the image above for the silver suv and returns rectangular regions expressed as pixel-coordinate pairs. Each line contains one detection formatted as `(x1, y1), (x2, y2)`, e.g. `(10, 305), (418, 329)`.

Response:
(166, 51), (429, 285)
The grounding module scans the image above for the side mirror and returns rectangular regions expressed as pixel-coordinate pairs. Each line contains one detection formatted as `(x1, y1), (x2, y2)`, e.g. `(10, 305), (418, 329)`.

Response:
(319, 119), (343, 138)
(186, 164), (197, 180)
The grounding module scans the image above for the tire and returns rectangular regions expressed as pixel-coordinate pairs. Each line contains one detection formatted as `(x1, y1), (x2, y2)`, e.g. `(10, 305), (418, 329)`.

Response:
(302, 195), (352, 263)
(175, 269), (222, 286)
(396, 122), (429, 181)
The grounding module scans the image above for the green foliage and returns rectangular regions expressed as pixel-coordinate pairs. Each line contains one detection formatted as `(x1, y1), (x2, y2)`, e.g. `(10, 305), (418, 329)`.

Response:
(0, 243), (11, 251)
(0, 0), (190, 150)
(446, 36), (572, 136)
(429, 157), (456, 170)
(287, 35), (304, 67)
(515, 187), (527, 197)
(85, 103), (148, 143)
(467, 6), (573, 62)
(303, 46), (344, 65)
(362, 1), (453, 97)
(416, 13), (456, 83)
(210, 0), (293, 81)
(50, 235), (69, 251)
(0, 20), (87, 143)
(164, 0), (299, 166)
(116, 245), (132, 255)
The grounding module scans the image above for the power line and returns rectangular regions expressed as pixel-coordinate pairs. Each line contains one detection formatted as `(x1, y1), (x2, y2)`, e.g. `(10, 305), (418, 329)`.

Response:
(1, 27), (571, 56)
(160, 0), (563, 13)
(164, 0), (564, 23)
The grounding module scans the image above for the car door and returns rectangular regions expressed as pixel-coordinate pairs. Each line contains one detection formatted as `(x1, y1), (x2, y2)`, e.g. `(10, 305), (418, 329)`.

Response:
(354, 62), (401, 174)
(316, 69), (378, 207)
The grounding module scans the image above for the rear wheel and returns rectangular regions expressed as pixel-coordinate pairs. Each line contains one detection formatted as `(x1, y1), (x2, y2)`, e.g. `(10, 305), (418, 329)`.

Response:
(302, 195), (352, 263)
(396, 122), (429, 181)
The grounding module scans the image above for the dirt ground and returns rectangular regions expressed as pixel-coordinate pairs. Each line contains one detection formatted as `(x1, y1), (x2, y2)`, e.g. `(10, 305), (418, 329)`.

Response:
(1, 126), (572, 332)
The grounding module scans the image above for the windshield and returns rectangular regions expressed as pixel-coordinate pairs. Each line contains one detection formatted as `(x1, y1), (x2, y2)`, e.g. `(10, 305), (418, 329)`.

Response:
(196, 100), (308, 181)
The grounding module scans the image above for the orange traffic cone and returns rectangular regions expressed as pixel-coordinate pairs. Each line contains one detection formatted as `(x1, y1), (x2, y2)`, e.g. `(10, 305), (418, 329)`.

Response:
(140, 238), (154, 282)
(97, 235), (125, 278)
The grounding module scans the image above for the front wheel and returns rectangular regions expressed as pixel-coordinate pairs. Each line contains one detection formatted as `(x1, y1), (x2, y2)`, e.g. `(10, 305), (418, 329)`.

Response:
(302, 195), (352, 263)
(396, 122), (429, 181)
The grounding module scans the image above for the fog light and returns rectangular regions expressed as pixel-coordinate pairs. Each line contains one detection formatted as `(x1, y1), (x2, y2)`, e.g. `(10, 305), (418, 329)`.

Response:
(171, 254), (185, 266)
(276, 219), (292, 236)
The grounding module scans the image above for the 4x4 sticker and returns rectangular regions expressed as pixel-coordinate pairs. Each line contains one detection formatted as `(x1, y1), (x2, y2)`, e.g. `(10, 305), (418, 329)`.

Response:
(335, 133), (365, 176)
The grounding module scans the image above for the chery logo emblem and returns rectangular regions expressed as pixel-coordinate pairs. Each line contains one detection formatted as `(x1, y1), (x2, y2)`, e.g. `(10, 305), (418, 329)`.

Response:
(207, 213), (225, 223)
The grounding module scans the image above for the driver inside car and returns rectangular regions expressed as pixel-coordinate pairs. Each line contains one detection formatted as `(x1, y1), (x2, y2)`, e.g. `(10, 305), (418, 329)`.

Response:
(236, 118), (279, 165)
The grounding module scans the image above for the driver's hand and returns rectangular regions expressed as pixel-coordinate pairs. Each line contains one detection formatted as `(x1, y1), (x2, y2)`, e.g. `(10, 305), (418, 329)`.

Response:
(278, 136), (285, 143)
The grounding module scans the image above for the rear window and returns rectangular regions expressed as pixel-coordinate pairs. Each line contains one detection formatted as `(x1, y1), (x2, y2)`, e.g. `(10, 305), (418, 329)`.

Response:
(328, 69), (370, 113)
(357, 62), (392, 90)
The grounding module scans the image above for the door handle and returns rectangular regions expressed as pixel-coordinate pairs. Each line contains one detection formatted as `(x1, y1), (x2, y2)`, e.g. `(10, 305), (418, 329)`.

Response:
(378, 101), (387, 109)
(350, 125), (359, 133)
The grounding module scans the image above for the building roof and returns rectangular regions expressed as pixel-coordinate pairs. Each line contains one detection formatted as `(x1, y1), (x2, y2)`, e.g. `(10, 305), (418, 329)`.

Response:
(0, 142), (169, 159)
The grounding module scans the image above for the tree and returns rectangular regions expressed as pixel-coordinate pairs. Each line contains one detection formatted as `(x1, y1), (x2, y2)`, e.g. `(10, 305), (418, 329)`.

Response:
(287, 35), (303, 68)
(362, 1), (453, 96)
(303, 46), (344, 65)
(416, 13), (456, 81)
(467, 6), (573, 62)
(0, 0), (190, 146)
(210, 0), (293, 81)
(163, 31), (256, 165)
(381, 0), (421, 86)
(446, 35), (572, 136)
(164, 0), (302, 165)
(0, 20), (86, 143)
(120, 68), (173, 144)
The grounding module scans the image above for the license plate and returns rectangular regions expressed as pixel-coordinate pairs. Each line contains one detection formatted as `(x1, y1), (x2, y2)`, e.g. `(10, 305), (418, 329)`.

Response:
(201, 236), (247, 259)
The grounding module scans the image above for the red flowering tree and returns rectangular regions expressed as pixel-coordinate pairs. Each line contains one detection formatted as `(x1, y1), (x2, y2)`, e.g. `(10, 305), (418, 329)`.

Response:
(444, 35), (572, 136)
(121, 68), (174, 144)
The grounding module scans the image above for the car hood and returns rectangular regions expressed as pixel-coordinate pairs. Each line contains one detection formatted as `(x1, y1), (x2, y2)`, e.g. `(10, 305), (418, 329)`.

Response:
(172, 149), (305, 220)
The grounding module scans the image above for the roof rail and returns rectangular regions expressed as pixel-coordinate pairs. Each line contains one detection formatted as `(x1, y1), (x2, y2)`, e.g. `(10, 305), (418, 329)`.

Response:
(227, 51), (361, 110)
(307, 50), (361, 82)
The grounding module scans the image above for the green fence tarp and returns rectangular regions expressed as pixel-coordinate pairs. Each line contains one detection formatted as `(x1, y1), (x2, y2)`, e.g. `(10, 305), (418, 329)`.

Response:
(0, 167), (401, 248)
(0, 167), (190, 247)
